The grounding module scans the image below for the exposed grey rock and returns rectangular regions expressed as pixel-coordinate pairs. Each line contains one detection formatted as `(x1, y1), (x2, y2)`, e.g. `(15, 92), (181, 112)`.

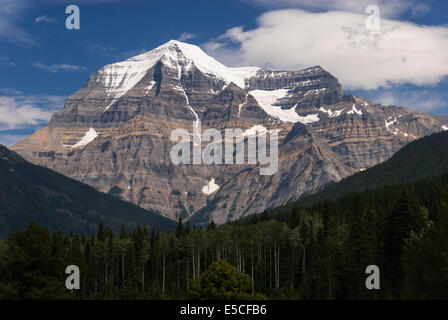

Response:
(11, 40), (448, 224)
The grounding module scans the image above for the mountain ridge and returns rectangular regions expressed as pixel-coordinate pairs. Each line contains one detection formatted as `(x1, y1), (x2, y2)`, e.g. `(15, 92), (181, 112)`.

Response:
(296, 130), (448, 206)
(0, 145), (176, 237)
(11, 40), (448, 224)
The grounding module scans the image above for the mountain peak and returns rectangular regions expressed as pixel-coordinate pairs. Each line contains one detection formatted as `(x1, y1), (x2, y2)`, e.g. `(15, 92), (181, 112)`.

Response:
(97, 40), (260, 99)
(145, 39), (200, 55)
(93, 41), (334, 102)
(144, 39), (261, 88)
(12, 37), (448, 225)
(161, 39), (191, 47)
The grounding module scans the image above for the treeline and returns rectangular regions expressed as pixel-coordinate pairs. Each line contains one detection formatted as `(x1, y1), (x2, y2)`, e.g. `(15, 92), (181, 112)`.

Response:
(1, 174), (448, 299)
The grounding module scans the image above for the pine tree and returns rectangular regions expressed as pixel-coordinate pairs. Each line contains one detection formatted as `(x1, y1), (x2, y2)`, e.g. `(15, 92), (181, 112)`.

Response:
(385, 190), (427, 297)
(403, 204), (448, 299)
(207, 220), (216, 231)
(175, 217), (184, 238)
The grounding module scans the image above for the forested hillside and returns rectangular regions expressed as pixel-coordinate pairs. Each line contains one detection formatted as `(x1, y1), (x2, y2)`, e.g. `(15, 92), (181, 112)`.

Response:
(299, 130), (448, 205)
(1, 172), (447, 299)
(0, 145), (176, 237)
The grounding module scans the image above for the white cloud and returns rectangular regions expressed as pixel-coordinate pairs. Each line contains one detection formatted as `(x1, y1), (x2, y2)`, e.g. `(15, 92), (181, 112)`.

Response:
(33, 62), (87, 73)
(178, 32), (196, 42)
(0, 89), (65, 131)
(0, 0), (37, 46)
(204, 9), (448, 90)
(0, 97), (53, 129)
(243, 0), (431, 18)
(34, 15), (58, 24)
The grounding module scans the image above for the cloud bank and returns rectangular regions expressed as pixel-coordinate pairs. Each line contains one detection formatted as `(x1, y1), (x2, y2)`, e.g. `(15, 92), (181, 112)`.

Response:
(204, 9), (448, 90)
(243, 0), (431, 18)
(34, 15), (58, 24)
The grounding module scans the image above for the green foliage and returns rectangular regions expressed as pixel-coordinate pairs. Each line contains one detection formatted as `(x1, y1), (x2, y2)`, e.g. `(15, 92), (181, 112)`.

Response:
(1, 222), (71, 299)
(403, 204), (448, 299)
(189, 260), (264, 300)
(237, 173), (448, 299)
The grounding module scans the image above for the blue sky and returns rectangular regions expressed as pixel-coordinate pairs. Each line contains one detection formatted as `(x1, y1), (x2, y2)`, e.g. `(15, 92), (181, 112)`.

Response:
(1, 0), (448, 146)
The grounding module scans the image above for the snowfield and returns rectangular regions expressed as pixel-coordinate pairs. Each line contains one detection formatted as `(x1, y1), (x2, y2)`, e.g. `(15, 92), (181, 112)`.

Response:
(249, 89), (319, 124)
(97, 40), (260, 101)
(70, 128), (99, 148)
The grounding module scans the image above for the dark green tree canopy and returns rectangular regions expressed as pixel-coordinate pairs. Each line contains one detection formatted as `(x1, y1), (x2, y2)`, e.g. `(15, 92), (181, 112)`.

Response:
(189, 260), (264, 300)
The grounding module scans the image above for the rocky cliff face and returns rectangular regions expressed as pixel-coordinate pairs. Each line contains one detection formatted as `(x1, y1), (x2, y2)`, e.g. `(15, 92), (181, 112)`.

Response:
(11, 40), (448, 224)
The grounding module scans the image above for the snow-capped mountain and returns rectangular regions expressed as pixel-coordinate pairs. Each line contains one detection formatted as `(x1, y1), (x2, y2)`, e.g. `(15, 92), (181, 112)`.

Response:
(11, 40), (448, 224)
(95, 40), (260, 101)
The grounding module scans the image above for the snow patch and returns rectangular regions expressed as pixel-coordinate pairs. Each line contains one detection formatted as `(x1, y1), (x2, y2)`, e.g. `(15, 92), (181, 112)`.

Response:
(347, 104), (363, 115)
(442, 125), (448, 131)
(70, 128), (98, 148)
(104, 99), (117, 112)
(249, 89), (319, 124)
(238, 93), (249, 118)
(333, 109), (344, 117)
(303, 88), (327, 96)
(202, 178), (220, 195)
(145, 81), (156, 94)
(319, 107), (343, 118)
(385, 117), (399, 135)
